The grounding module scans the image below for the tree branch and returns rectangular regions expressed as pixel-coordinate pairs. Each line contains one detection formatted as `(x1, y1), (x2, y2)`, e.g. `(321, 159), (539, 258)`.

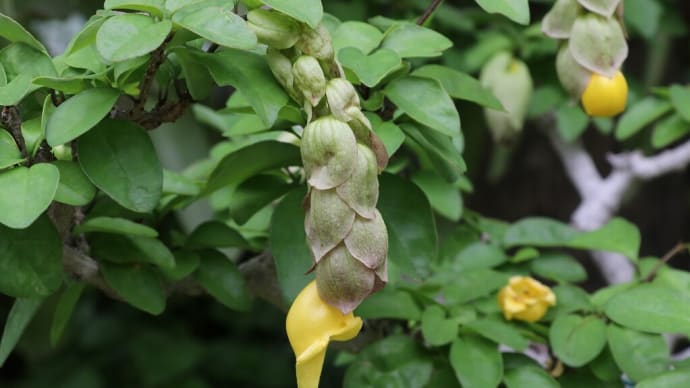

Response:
(544, 117), (690, 283)
(1, 106), (28, 159)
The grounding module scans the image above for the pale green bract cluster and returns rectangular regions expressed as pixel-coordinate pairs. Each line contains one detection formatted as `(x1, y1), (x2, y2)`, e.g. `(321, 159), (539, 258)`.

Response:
(248, 9), (389, 314)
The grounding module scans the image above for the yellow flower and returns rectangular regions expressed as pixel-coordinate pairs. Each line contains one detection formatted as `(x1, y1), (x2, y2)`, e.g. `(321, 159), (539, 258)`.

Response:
(497, 276), (556, 323)
(581, 71), (628, 117)
(286, 280), (363, 388)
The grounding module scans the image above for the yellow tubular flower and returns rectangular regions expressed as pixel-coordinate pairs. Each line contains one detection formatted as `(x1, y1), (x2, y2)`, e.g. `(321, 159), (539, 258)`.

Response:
(581, 71), (628, 117)
(497, 276), (556, 323)
(286, 281), (363, 388)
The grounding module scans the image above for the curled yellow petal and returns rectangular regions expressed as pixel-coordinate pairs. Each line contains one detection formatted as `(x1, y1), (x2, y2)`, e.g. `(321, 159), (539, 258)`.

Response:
(286, 280), (363, 388)
(497, 276), (556, 323)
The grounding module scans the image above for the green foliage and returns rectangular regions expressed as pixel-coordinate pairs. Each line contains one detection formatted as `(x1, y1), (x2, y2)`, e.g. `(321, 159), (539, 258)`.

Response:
(1, 0), (689, 386)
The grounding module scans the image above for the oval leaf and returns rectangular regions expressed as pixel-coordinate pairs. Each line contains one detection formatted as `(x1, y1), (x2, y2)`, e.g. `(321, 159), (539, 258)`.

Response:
(172, 0), (257, 50)
(96, 14), (172, 62)
(605, 284), (690, 333)
(46, 87), (120, 146)
(474, 0), (530, 25)
(550, 314), (607, 366)
(450, 335), (503, 388)
(0, 164), (59, 229)
(78, 119), (163, 213)
(385, 76), (460, 136)
(101, 262), (166, 315)
(0, 216), (62, 297)
(52, 160), (97, 206)
(607, 324), (670, 382)
(261, 0), (323, 28)
(193, 249), (251, 311)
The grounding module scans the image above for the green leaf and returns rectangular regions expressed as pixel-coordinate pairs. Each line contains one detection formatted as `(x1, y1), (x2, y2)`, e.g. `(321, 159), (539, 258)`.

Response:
(189, 49), (288, 126)
(412, 170), (462, 221)
(52, 160), (98, 206)
(204, 140), (300, 194)
(270, 188), (312, 303)
(421, 305), (458, 346)
(503, 217), (580, 248)
(450, 335), (503, 388)
(400, 123), (466, 182)
(378, 174), (438, 278)
(442, 269), (509, 305)
(371, 119), (405, 157)
(381, 23), (452, 58)
(466, 316), (530, 351)
(194, 250), (251, 311)
(474, 0), (530, 25)
(356, 288), (421, 320)
(186, 221), (251, 249)
(78, 119), (163, 213)
(260, 0), (323, 28)
(531, 253), (587, 283)
(338, 47), (402, 88)
(385, 76), (460, 136)
(104, 0), (166, 17)
(549, 314), (606, 367)
(412, 64), (503, 110)
(46, 87), (120, 146)
(332, 21), (383, 55)
(503, 365), (559, 388)
(607, 324), (670, 382)
(0, 164), (59, 229)
(75, 216), (158, 237)
(0, 128), (23, 169)
(96, 14), (172, 62)
(670, 85), (690, 122)
(0, 43), (56, 105)
(228, 174), (293, 225)
(50, 283), (85, 346)
(556, 104), (589, 142)
(0, 13), (48, 53)
(605, 284), (690, 333)
(90, 233), (175, 269)
(0, 298), (43, 367)
(172, 0), (256, 49)
(652, 114), (690, 149)
(160, 250), (200, 281)
(624, 0), (662, 40)
(22, 117), (44, 159)
(452, 242), (508, 271)
(0, 216), (62, 297)
(546, 284), (594, 317)
(567, 217), (640, 260)
(615, 97), (672, 140)
(101, 262), (166, 315)
(637, 369), (690, 388)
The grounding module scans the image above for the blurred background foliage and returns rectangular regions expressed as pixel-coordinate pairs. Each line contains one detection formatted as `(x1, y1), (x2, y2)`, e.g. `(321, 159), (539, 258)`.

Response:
(1, 0), (689, 387)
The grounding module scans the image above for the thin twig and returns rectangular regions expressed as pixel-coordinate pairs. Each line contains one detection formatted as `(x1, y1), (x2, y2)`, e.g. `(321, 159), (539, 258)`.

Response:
(644, 242), (687, 282)
(417, 0), (444, 25)
(136, 32), (175, 111)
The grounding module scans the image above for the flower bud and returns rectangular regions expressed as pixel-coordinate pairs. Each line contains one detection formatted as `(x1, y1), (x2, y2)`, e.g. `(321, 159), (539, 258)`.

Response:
(556, 43), (591, 99)
(247, 8), (301, 49)
(480, 52), (533, 144)
(581, 70), (628, 117)
(569, 13), (627, 77)
(286, 280), (362, 388)
(315, 244), (376, 314)
(293, 55), (327, 107)
(578, 0), (620, 17)
(325, 78), (360, 121)
(344, 211), (388, 277)
(305, 188), (356, 263)
(296, 24), (334, 61)
(301, 116), (357, 190)
(542, 0), (580, 39)
(336, 144), (379, 219)
(266, 49), (302, 102)
(497, 276), (556, 322)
